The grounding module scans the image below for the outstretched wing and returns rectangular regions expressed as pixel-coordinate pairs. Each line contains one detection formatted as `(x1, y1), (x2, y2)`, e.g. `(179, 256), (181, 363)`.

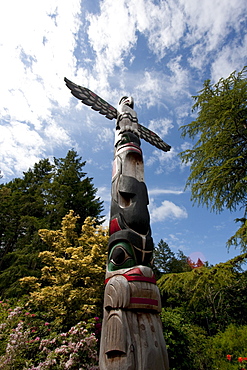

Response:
(64, 77), (118, 120)
(138, 123), (171, 152)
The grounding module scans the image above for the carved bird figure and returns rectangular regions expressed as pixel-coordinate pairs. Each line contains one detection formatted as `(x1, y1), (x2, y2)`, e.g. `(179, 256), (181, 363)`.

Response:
(64, 77), (171, 152)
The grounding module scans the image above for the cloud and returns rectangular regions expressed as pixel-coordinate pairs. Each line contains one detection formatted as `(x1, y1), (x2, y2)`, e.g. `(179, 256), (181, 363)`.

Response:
(1, 0), (246, 182)
(86, 0), (246, 84)
(147, 118), (173, 139)
(96, 186), (111, 203)
(0, 121), (45, 177)
(149, 188), (183, 196)
(44, 119), (73, 147)
(0, 0), (81, 179)
(184, 0), (246, 73)
(210, 34), (247, 82)
(150, 199), (188, 223)
(87, 0), (137, 83)
(146, 147), (180, 173)
(97, 127), (114, 143)
(143, 0), (185, 59)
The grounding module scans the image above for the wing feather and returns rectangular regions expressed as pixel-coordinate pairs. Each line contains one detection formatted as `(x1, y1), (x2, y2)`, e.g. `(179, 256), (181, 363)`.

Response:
(138, 123), (171, 152)
(64, 78), (171, 151)
(64, 77), (118, 120)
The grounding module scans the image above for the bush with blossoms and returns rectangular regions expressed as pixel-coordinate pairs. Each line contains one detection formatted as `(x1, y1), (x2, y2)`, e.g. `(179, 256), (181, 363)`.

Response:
(0, 300), (100, 370)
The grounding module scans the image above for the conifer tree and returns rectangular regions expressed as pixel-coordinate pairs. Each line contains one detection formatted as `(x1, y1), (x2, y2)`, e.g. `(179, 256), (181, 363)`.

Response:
(0, 150), (103, 298)
(158, 253), (247, 333)
(180, 67), (247, 250)
(154, 239), (191, 278)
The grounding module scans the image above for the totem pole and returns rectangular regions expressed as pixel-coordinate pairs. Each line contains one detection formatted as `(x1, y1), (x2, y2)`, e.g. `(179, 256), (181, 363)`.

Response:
(64, 78), (170, 370)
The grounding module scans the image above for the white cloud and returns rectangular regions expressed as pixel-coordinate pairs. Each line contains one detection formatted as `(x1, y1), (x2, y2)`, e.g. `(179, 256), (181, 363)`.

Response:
(0, 1), (81, 113)
(180, 141), (193, 151)
(0, 121), (45, 177)
(97, 127), (114, 143)
(97, 186), (111, 203)
(146, 147), (180, 173)
(167, 57), (190, 98)
(0, 0), (81, 179)
(184, 0), (246, 72)
(1, 0), (246, 182)
(135, 71), (170, 108)
(148, 118), (173, 139)
(87, 0), (137, 83)
(44, 119), (73, 147)
(86, 0), (246, 85)
(210, 34), (247, 82)
(150, 199), (188, 223)
(142, 0), (185, 59)
(149, 188), (183, 196)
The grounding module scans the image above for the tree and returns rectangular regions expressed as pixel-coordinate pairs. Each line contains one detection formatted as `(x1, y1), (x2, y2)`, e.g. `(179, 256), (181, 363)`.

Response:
(47, 150), (103, 232)
(0, 150), (104, 298)
(180, 66), (247, 250)
(154, 239), (191, 277)
(158, 253), (247, 333)
(160, 308), (208, 370)
(20, 211), (108, 330)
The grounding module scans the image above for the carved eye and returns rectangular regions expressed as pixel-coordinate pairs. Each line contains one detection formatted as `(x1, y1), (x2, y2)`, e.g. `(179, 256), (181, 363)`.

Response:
(110, 246), (131, 266)
(108, 242), (136, 271)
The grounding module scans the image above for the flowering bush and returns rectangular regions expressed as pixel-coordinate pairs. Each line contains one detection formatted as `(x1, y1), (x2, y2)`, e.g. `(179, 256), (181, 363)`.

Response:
(0, 301), (99, 369)
(225, 354), (247, 369)
(205, 324), (247, 369)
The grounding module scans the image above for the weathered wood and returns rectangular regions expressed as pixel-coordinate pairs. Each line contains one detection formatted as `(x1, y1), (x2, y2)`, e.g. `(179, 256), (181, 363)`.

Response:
(99, 98), (169, 369)
(63, 79), (170, 369)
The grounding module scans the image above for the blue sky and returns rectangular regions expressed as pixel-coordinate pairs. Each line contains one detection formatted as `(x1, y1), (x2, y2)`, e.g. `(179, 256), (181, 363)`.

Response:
(0, 0), (246, 265)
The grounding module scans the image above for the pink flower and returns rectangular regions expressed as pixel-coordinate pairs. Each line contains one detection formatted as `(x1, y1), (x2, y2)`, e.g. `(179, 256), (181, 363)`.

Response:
(44, 322), (50, 326)
(25, 312), (30, 315)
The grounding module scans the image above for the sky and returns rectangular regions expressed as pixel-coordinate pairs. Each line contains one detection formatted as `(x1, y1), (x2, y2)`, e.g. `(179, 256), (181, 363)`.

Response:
(0, 0), (246, 266)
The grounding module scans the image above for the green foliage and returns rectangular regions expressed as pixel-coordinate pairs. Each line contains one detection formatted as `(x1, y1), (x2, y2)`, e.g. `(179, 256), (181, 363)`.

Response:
(158, 253), (247, 333)
(0, 149), (103, 298)
(180, 66), (247, 250)
(205, 324), (247, 370)
(161, 308), (208, 370)
(0, 300), (99, 369)
(227, 218), (247, 250)
(154, 239), (192, 278)
(20, 211), (108, 330)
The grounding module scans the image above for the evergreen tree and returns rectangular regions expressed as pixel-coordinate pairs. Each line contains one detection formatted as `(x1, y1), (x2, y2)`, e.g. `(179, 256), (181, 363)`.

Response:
(180, 66), (247, 250)
(158, 253), (247, 333)
(0, 150), (103, 298)
(154, 239), (191, 278)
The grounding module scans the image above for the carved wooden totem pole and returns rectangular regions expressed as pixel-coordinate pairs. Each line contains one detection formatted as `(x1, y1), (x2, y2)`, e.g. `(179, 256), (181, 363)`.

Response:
(65, 78), (170, 370)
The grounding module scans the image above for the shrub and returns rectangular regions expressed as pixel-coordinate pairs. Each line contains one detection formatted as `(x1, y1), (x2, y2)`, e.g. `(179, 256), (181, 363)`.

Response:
(0, 301), (99, 369)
